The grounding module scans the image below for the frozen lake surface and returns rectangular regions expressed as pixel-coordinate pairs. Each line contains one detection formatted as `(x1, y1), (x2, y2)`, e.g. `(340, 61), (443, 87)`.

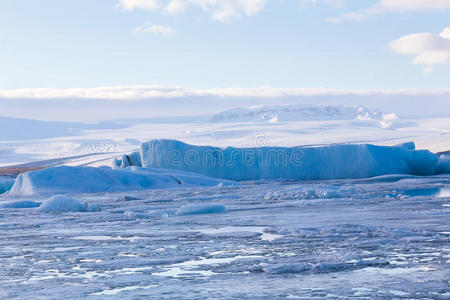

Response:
(1, 175), (449, 299)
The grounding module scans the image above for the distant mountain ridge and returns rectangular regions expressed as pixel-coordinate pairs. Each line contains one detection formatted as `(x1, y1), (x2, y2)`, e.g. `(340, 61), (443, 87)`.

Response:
(210, 104), (384, 123)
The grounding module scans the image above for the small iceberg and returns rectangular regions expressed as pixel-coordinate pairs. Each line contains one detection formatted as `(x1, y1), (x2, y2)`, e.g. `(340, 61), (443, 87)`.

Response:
(37, 195), (87, 213)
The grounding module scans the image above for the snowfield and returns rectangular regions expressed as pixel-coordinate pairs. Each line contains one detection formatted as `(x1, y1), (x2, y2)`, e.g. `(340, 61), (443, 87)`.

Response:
(0, 102), (449, 299)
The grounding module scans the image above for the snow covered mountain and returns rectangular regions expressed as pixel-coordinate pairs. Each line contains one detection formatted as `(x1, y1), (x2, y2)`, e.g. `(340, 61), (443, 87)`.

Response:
(211, 104), (377, 122)
(209, 104), (406, 129)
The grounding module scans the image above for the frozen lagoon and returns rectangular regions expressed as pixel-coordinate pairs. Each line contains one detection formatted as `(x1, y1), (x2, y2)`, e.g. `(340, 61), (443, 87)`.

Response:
(0, 174), (449, 299)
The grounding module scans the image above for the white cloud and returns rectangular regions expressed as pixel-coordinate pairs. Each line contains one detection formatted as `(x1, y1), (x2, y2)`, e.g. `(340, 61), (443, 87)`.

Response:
(118, 0), (267, 22)
(163, 0), (189, 14)
(118, 0), (163, 11)
(330, 0), (450, 22)
(299, 0), (344, 8)
(1, 86), (450, 100)
(390, 27), (450, 74)
(134, 23), (177, 35)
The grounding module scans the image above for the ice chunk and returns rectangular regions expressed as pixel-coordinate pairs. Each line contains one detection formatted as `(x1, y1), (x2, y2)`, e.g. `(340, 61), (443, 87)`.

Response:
(264, 263), (311, 274)
(264, 185), (343, 200)
(37, 195), (87, 213)
(113, 151), (141, 169)
(0, 200), (41, 208)
(435, 155), (450, 174)
(124, 211), (152, 219)
(134, 139), (445, 181)
(396, 141), (416, 150)
(9, 165), (235, 196)
(0, 177), (14, 194)
(176, 204), (226, 216)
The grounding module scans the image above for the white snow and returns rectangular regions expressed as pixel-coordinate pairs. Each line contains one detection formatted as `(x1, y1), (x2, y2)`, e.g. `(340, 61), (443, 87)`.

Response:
(8, 165), (235, 196)
(120, 139), (449, 181)
(37, 195), (87, 213)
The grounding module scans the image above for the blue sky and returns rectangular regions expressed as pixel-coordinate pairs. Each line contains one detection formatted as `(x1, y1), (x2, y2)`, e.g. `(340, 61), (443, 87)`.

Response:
(1, 0), (450, 90)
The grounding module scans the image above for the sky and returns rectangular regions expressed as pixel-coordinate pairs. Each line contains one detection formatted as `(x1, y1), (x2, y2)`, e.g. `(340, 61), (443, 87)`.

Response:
(1, 0), (450, 90)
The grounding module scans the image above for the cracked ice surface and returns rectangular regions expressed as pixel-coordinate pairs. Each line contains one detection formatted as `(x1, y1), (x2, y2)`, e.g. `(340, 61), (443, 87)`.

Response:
(0, 175), (449, 299)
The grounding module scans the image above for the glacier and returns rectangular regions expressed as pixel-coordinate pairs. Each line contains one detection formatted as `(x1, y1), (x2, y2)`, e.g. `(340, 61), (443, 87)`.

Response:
(115, 139), (449, 181)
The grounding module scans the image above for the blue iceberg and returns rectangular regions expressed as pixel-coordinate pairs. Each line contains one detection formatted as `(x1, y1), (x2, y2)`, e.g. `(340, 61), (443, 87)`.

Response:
(114, 139), (449, 181)
(8, 165), (234, 196)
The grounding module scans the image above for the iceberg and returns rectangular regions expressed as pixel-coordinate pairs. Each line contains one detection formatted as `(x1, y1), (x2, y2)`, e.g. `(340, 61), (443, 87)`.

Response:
(115, 139), (449, 181)
(0, 177), (14, 194)
(8, 165), (234, 196)
(435, 154), (450, 174)
(37, 195), (87, 213)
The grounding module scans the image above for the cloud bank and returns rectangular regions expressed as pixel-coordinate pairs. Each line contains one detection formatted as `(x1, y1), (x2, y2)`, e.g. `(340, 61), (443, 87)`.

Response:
(1, 86), (449, 122)
(390, 27), (450, 74)
(1, 86), (450, 100)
